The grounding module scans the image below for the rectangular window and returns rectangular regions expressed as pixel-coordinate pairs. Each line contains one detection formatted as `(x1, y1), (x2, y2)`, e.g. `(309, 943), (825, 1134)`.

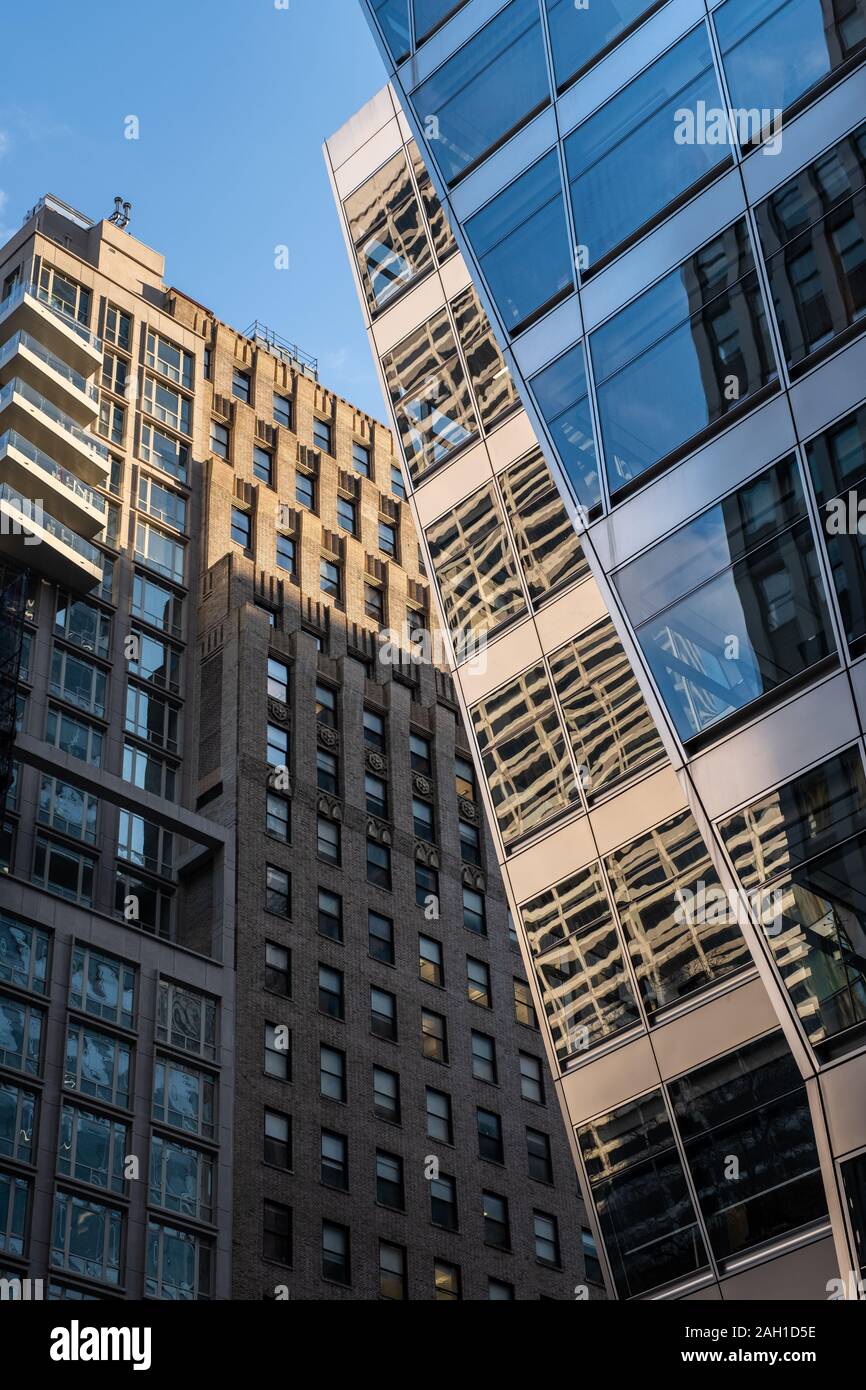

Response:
(463, 887), (486, 935)
(145, 331), (193, 390)
(276, 533), (296, 575)
(55, 594), (111, 658)
(352, 441), (371, 477)
(0, 1081), (37, 1163)
(46, 705), (103, 767)
(320, 557), (342, 601)
(210, 421), (230, 460)
(434, 1259), (461, 1300)
(267, 723), (288, 769)
(105, 304), (131, 351)
(367, 839), (392, 890)
(98, 398), (125, 445)
(265, 942), (291, 997)
(232, 368), (251, 404)
(364, 708), (386, 751)
(545, 0), (657, 90)
(37, 777), (99, 844)
(383, 308), (476, 485)
(410, 733), (432, 774)
(371, 986), (397, 1040)
(514, 978), (537, 1029)
(319, 964), (344, 1020)
(378, 520), (397, 557)
(409, 0), (550, 185)
(391, 463), (406, 499)
(317, 816), (341, 866)
(143, 375), (190, 435)
(426, 1087), (453, 1144)
(530, 342), (600, 512)
(265, 1023), (291, 1080)
(145, 1220), (212, 1301)
(500, 449), (589, 606)
(421, 1008), (448, 1063)
(427, 482), (526, 648)
(135, 520), (185, 584)
(141, 423), (190, 482)
(419, 935), (443, 987)
(33, 837), (95, 906)
(263, 1201), (292, 1265)
(0, 996), (43, 1075)
(313, 418), (333, 454)
(320, 1045), (346, 1102)
(483, 1191), (510, 1249)
(373, 1065), (400, 1122)
(321, 1130), (348, 1190)
(467, 957), (491, 1009)
(430, 1174), (458, 1230)
(318, 749), (339, 795)
(368, 910), (394, 963)
(230, 507), (251, 549)
(365, 583), (385, 624)
(51, 1191), (122, 1286)
(365, 773), (388, 817)
(319, 889), (343, 942)
(534, 1210), (560, 1265)
(315, 683), (337, 727)
(322, 1220), (350, 1285)
(295, 470), (316, 509)
(477, 1108), (503, 1163)
(149, 1133), (213, 1222)
(527, 1128), (553, 1184)
(379, 1241), (406, 1300)
(412, 797), (434, 842)
(266, 864), (291, 917)
(345, 150), (434, 314)
(49, 647), (107, 717)
(65, 1025), (130, 1109)
(583, 1227), (603, 1285)
(376, 1150), (404, 1210)
(132, 572), (183, 637)
(0, 915), (49, 995)
(471, 1031), (497, 1084)
(155, 981), (216, 1060)
(253, 445), (273, 485)
(337, 496), (356, 534)
(519, 1052), (544, 1104)
(69, 945), (134, 1027)
(415, 862), (438, 913)
(459, 821), (481, 866)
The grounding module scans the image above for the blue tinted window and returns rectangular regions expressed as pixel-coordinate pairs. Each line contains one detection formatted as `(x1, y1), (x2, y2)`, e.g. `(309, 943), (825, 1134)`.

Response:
(410, 0), (550, 184)
(372, 0), (411, 63)
(565, 25), (725, 270)
(545, 0), (661, 90)
(530, 343), (600, 512)
(591, 221), (776, 494)
(715, 0), (866, 118)
(414, 0), (468, 44)
(466, 151), (574, 333)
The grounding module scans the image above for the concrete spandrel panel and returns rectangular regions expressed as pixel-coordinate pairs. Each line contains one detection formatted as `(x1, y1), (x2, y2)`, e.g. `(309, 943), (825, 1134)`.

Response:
(651, 979), (775, 1084)
(589, 764), (685, 858)
(559, 1033), (658, 1127)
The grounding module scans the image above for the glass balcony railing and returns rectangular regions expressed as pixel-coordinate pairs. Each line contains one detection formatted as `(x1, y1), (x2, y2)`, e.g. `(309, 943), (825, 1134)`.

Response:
(0, 430), (107, 515)
(0, 377), (109, 463)
(0, 481), (102, 566)
(0, 331), (99, 402)
(0, 280), (103, 354)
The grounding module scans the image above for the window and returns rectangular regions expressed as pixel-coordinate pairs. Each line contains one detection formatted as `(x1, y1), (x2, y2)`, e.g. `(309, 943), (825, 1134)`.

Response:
(391, 463), (406, 499)
(352, 441), (371, 477)
(317, 749), (339, 794)
(0, 1081), (36, 1163)
(472, 1031), (497, 1084)
(534, 1211), (560, 1266)
(322, 1221), (350, 1285)
(149, 1134), (214, 1222)
(419, 935), (443, 987)
(145, 330), (192, 389)
(427, 483), (526, 649)
(265, 1022), (291, 1081)
(231, 508), (251, 549)
(264, 1110), (292, 1169)
(317, 816), (341, 866)
(488, 1278), (514, 1300)
(316, 683), (337, 727)
(578, 1090), (709, 1299)
(367, 840), (392, 890)
(114, 870), (172, 937)
(313, 418), (333, 454)
(463, 887), (486, 935)
(410, 733), (432, 775)
(320, 557), (342, 601)
(145, 1220), (212, 1301)
(409, 0), (550, 185)
(459, 821), (481, 867)
(105, 304), (131, 350)
(132, 572), (183, 637)
(121, 743), (178, 801)
(545, 0), (657, 91)
(452, 284), (520, 425)
(435, 1260), (461, 1300)
(319, 965), (344, 1020)
(415, 862), (438, 912)
(430, 1174), (457, 1230)
(527, 1128), (553, 1183)
(592, 220), (776, 496)
(65, 1025), (130, 1109)
(808, 405), (866, 645)
(373, 1065), (400, 1122)
(267, 723), (288, 769)
(363, 708), (386, 751)
(232, 368), (251, 404)
(379, 1241), (406, 1300)
(276, 533), (296, 575)
(266, 793), (290, 843)
(274, 393), (292, 429)
(473, 664), (580, 846)
(368, 910), (394, 963)
(514, 978), (536, 1028)
(426, 1087), (453, 1144)
(51, 1192), (121, 1286)
(143, 375), (190, 434)
(33, 837), (95, 906)
(126, 627), (181, 693)
(320, 1045), (346, 1102)
(483, 1191), (510, 1249)
(253, 445), (273, 485)
(582, 1228), (603, 1285)
(46, 705), (103, 767)
(210, 420), (230, 460)
(412, 797), (434, 842)
(296, 470), (316, 509)
(39, 264), (90, 324)
(422, 1008), (448, 1063)
(337, 496), (356, 534)
(55, 594), (111, 658)
(262, 1200), (292, 1266)
(321, 1130), (348, 1190)
(365, 773), (388, 818)
(155, 982), (216, 1061)
(668, 1032), (826, 1263)
(49, 647), (107, 717)
(376, 1151), (404, 1209)
(371, 987), (397, 1040)
(134, 519), (185, 583)
(616, 455), (833, 740)
(98, 398), (125, 445)
(364, 583), (385, 624)
(467, 957), (491, 1009)
(266, 864), (290, 917)
(69, 945), (133, 1027)
(382, 308), (476, 485)
(319, 889), (343, 943)
(345, 151), (434, 314)
(265, 942), (291, 997)
(0, 996), (43, 1075)
(530, 342), (600, 511)
(502, 450), (590, 607)
(477, 1108), (503, 1163)
(379, 520), (397, 557)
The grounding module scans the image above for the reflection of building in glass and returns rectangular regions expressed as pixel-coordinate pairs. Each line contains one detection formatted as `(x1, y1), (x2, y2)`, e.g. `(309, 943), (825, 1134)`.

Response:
(333, 0), (866, 1299)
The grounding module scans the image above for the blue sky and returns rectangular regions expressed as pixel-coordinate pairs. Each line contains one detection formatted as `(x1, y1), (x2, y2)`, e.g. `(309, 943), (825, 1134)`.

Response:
(0, 0), (389, 417)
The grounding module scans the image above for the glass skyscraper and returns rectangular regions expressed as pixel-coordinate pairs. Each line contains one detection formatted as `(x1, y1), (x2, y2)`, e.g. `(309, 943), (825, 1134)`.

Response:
(328, 0), (866, 1299)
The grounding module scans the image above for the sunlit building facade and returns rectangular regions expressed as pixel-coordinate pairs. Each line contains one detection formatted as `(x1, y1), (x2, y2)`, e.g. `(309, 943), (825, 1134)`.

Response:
(330, 0), (866, 1299)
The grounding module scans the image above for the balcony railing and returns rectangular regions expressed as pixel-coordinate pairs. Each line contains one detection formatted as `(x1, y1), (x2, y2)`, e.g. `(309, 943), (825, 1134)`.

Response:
(0, 280), (102, 354)
(0, 481), (102, 566)
(0, 331), (99, 402)
(0, 430), (107, 515)
(0, 377), (109, 462)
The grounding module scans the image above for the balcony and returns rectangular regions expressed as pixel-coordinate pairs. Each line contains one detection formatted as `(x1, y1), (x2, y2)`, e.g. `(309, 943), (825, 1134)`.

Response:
(0, 378), (109, 487)
(0, 331), (100, 426)
(0, 430), (106, 536)
(0, 481), (101, 590)
(0, 281), (102, 377)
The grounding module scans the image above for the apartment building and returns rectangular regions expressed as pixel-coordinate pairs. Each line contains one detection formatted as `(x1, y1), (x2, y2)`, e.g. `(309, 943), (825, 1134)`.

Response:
(0, 193), (591, 1300)
(331, 0), (866, 1300)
